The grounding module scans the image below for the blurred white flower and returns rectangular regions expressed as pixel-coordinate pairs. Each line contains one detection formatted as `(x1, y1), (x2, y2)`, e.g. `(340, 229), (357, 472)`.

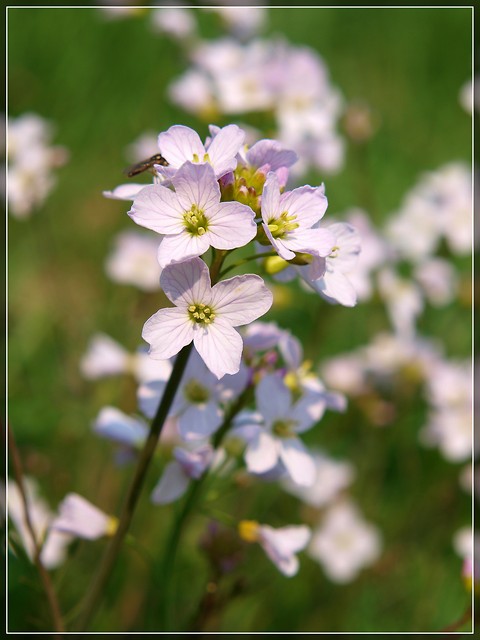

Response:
(51, 494), (117, 540)
(239, 520), (311, 577)
(93, 406), (149, 449)
(283, 452), (354, 508)
(413, 257), (458, 306)
(207, 7), (267, 39)
(7, 113), (68, 219)
(105, 230), (162, 291)
(7, 478), (72, 569)
(377, 268), (424, 338)
(151, 7), (196, 40)
(308, 501), (381, 583)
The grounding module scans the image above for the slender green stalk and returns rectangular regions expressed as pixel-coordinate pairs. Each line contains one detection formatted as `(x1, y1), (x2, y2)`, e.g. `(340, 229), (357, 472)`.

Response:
(158, 386), (251, 630)
(8, 425), (65, 633)
(219, 251), (277, 278)
(74, 343), (193, 631)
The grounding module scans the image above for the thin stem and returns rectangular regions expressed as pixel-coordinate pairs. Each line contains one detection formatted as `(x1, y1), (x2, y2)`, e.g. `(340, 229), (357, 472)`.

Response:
(74, 343), (193, 631)
(219, 251), (277, 278)
(158, 385), (252, 630)
(8, 425), (65, 633)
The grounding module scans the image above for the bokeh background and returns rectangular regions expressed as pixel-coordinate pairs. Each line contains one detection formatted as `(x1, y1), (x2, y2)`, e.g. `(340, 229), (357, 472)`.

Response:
(7, 5), (474, 633)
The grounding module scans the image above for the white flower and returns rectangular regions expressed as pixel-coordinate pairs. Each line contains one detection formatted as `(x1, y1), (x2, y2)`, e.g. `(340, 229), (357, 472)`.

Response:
(105, 230), (162, 291)
(103, 183), (149, 201)
(261, 172), (333, 261)
(308, 501), (382, 583)
(50, 494), (117, 540)
(93, 406), (148, 448)
(151, 7), (196, 40)
(142, 257), (273, 379)
(377, 268), (424, 338)
(239, 520), (311, 577)
(7, 478), (72, 569)
(129, 161), (257, 267)
(283, 452), (354, 508)
(151, 444), (214, 505)
(241, 374), (319, 486)
(413, 257), (458, 306)
(157, 123), (245, 180)
(138, 350), (248, 441)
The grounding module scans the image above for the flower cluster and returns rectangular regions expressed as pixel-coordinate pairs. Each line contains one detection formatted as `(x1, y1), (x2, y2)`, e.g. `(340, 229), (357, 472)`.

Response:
(6, 113), (69, 219)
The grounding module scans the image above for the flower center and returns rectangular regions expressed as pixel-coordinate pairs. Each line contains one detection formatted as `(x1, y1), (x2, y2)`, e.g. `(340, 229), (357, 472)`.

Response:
(267, 211), (299, 239)
(192, 152), (211, 164)
(238, 520), (260, 543)
(183, 204), (209, 236)
(329, 245), (340, 258)
(183, 379), (210, 404)
(272, 419), (297, 438)
(188, 303), (216, 325)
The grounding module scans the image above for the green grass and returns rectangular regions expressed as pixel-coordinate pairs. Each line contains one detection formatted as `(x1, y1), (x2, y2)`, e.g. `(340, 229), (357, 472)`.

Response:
(7, 6), (473, 633)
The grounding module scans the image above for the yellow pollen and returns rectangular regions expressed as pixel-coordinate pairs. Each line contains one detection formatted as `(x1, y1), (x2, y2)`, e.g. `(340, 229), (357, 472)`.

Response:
(238, 520), (260, 543)
(188, 303), (216, 325)
(106, 516), (119, 537)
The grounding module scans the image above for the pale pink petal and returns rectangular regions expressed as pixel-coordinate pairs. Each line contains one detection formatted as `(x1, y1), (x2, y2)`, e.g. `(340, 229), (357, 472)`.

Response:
(289, 393), (322, 433)
(245, 431), (279, 474)
(103, 183), (147, 201)
(160, 257), (212, 307)
(261, 172), (281, 222)
(142, 307), (194, 359)
(158, 125), (205, 168)
(209, 274), (273, 327)
(262, 222), (294, 260)
(246, 140), (298, 172)
(206, 201), (256, 250)
(172, 161), (221, 211)
(157, 231), (211, 267)
(178, 401), (223, 441)
(256, 374), (291, 424)
(205, 124), (245, 176)
(282, 228), (335, 257)
(193, 318), (243, 379)
(317, 271), (357, 307)
(279, 184), (328, 227)
(128, 184), (184, 234)
(280, 438), (316, 486)
(151, 461), (190, 505)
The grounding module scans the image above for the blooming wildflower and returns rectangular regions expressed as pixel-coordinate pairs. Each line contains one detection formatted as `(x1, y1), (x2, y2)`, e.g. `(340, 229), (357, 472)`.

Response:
(156, 123), (245, 180)
(377, 268), (424, 338)
(150, 7), (196, 40)
(138, 350), (248, 441)
(93, 406), (148, 449)
(208, 7), (267, 39)
(413, 258), (458, 307)
(238, 520), (311, 577)
(7, 113), (68, 219)
(240, 374), (320, 486)
(299, 222), (361, 307)
(261, 172), (333, 261)
(151, 445), (214, 505)
(283, 452), (355, 508)
(105, 230), (162, 291)
(308, 501), (381, 583)
(129, 161), (257, 267)
(7, 478), (71, 569)
(51, 494), (117, 540)
(80, 333), (172, 383)
(142, 257), (273, 379)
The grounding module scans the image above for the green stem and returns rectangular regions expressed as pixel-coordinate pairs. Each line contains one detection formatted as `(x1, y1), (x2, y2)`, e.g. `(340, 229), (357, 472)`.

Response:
(74, 343), (193, 631)
(219, 251), (277, 278)
(158, 385), (252, 630)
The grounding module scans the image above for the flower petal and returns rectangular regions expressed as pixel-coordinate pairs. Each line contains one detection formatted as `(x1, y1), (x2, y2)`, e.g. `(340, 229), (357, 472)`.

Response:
(280, 438), (316, 486)
(128, 184), (184, 234)
(279, 184), (328, 227)
(158, 125), (205, 168)
(193, 318), (243, 379)
(206, 201), (256, 250)
(205, 124), (245, 177)
(172, 161), (221, 212)
(261, 172), (281, 222)
(160, 257), (213, 307)
(151, 461), (190, 505)
(256, 374), (291, 424)
(210, 274), (273, 327)
(178, 401), (223, 441)
(316, 271), (358, 307)
(142, 307), (194, 359)
(157, 231), (210, 267)
(103, 183), (147, 201)
(245, 431), (279, 474)
(282, 228), (335, 257)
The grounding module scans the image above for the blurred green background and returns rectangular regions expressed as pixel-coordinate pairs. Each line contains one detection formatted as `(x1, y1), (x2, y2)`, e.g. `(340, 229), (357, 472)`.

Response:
(7, 6), (473, 633)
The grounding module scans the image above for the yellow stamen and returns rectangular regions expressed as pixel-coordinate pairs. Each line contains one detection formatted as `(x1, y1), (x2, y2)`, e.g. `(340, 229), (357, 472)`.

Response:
(238, 520), (260, 543)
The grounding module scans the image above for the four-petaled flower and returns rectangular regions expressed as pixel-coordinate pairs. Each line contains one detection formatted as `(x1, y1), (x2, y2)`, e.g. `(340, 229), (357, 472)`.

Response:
(142, 257), (273, 379)
(261, 171), (334, 261)
(129, 161), (257, 267)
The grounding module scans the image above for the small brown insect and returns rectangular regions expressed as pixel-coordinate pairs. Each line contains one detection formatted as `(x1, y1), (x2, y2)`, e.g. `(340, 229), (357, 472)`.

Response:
(124, 153), (169, 177)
